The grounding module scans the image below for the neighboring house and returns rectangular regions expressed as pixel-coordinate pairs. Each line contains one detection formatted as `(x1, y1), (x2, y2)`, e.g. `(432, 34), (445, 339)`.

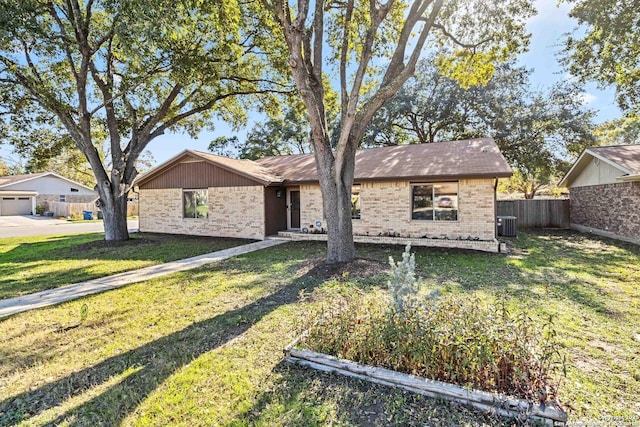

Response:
(559, 144), (640, 244)
(136, 138), (512, 252)
(0, 171), (97, 216)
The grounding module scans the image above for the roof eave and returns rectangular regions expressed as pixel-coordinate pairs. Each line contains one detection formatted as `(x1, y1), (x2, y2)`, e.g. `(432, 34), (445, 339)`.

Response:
(279, 172), (512, 185)
(190, 151), (280, 186)
(559, 150), (590, 188)
(560, 148), (637, 188)
(588, 149), (634, 175)
(0, 173), (47, 189)
(0, 190), (39, 195)
(619, 174), (640, 182)
(0, 172), (96, 192)
(134, 150), (193, 187)
(136, 150), (282, 187)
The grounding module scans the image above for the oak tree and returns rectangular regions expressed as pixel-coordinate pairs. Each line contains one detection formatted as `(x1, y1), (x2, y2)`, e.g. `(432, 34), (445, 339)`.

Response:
(262, 0), (534, 262)
(0, 0), (287, 240)
(368, 59), (595, 199)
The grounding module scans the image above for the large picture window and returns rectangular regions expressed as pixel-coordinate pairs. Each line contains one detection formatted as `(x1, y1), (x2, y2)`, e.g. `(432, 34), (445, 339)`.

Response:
(411, 183), (458, 221)
(183, 189), (209, 219)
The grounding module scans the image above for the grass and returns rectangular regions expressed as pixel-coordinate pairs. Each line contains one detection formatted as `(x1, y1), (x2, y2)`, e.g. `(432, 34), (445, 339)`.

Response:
(0, 230), (638, 425)
(0, 233), (252, 299)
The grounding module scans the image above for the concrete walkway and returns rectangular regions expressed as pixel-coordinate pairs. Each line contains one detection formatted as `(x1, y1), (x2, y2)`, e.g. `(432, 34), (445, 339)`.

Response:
(0, 239), (286, 318)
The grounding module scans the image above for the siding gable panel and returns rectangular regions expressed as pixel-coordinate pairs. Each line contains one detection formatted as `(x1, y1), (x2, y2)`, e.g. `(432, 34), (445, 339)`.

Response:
(139, 160), (261, 189)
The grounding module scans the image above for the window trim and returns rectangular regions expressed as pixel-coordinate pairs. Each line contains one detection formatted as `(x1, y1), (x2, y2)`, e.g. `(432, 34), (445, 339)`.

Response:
(182, 188), (209, 219)
(410, 182), (459, 222)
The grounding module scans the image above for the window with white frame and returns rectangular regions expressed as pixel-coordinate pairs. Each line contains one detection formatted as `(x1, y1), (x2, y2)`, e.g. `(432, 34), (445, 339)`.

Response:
(59, 195), (66, 202)
(411, 182), (458, 221)
(183, 189), (209, 219)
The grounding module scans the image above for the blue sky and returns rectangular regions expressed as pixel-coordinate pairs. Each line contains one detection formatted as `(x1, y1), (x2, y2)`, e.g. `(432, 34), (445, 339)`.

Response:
(145, 0), (622, 165)
(1, 0), (623, 168)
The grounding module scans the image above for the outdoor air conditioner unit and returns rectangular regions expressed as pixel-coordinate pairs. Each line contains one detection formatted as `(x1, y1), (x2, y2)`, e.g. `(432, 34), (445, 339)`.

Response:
(497, 216), (517, 237)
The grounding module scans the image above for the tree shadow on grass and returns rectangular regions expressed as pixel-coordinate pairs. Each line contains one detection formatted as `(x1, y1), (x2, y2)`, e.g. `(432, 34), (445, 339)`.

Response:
(0, 233), (252, 299)
(388, 229), (637, 318)
(238, 361), (505, 427)
(0, 264), (328, 426)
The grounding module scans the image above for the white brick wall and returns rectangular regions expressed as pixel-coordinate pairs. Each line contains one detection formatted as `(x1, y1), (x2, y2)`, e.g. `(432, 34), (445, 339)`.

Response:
(299, 179), (496, 240)
(139, 186), (265, 240)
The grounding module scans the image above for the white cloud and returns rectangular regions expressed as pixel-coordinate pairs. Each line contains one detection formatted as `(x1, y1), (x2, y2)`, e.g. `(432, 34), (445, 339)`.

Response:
(579, 92), (597, 105)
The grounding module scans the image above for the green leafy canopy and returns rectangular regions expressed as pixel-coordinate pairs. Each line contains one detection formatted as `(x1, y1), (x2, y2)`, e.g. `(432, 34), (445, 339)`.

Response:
(562, 0), (640, 112)
(0, 0), (290, 239)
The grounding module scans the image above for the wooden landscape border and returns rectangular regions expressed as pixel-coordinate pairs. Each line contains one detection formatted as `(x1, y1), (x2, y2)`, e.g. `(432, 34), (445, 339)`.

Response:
(284, 335), (568, 425)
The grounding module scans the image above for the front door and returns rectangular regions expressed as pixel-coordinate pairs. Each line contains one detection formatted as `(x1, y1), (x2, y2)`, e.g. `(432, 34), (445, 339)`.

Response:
(289, 190), (300, 229)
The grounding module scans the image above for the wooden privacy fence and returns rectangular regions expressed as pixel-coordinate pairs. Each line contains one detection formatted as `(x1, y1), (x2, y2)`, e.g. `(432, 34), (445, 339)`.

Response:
(47, 201), (138, 218)
(47, 201), (95, 218)
(497, 199), (570, 228)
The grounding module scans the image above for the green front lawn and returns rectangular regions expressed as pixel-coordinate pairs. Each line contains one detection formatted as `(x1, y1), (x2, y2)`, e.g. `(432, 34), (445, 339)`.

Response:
(0, 230), (638, 425)
(0, 233), (252, 300)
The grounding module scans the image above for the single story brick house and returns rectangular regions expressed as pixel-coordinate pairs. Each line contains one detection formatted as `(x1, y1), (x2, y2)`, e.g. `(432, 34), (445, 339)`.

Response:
(0, 171), (97, 216)
(136, 138), (512, 251)
(559, 144), (640, 244)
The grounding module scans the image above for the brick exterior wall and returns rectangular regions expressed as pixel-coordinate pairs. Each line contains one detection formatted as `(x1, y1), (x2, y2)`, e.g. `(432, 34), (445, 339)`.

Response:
(570, 182), (640, 241)
(299, 184), (324, 227)
(299, 179), (496, 240)
(37, 194), (98, 209)
(139, 186), (265, 240)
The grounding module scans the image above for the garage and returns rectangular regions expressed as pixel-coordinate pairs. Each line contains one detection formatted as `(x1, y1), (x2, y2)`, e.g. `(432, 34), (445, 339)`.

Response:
(1, 196), (33, 215)
(0, 191), (37, 216)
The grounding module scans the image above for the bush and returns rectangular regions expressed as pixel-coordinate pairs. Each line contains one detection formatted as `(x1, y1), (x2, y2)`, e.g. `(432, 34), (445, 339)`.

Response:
(302, 247), (564, 405)
(35, 204), (44, 215)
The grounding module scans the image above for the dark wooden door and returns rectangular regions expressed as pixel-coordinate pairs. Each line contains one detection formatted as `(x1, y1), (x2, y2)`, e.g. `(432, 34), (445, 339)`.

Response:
(290, 190), (300, 229)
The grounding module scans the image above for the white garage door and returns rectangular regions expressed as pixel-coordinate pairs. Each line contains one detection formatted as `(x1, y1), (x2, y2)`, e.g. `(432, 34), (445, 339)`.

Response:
(1, 197), (32, 215)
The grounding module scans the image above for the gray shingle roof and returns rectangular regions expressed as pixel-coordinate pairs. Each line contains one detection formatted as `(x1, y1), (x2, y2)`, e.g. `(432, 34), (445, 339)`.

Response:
(589, 145), (640, 175)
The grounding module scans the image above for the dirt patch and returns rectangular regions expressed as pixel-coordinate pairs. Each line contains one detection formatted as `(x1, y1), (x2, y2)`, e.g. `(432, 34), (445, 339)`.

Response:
(297, 257), (388, 281)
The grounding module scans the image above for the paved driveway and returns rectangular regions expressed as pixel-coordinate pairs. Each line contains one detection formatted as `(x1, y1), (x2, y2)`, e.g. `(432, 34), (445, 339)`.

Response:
(0, 215), (138, 238)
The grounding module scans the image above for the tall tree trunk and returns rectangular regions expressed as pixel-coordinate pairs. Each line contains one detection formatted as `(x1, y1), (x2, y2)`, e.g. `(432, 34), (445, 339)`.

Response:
(315, 139), (356, 263)
(96, 181), (129, 241)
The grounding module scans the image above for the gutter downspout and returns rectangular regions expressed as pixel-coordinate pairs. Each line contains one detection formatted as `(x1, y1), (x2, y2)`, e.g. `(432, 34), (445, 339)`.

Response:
(494, 178), (499, 242)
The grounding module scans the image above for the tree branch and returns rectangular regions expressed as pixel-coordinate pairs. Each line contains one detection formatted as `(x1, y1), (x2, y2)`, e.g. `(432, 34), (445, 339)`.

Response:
(21, 41), (45, 86)
(339, 0), (354, 120)
(431, 23), (492, 49)
(47, 2), (79, 81)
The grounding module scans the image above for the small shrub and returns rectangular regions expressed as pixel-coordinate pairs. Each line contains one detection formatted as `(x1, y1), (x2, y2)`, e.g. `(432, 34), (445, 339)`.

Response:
(387, 244), (419, 314)
(35, 204), (44, 215)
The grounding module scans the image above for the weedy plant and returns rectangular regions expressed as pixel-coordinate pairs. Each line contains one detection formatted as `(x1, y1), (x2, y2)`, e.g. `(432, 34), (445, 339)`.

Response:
(80, 303), (88, 323)
(387, 244), (419, 314)
(303, 246), (565, 406)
